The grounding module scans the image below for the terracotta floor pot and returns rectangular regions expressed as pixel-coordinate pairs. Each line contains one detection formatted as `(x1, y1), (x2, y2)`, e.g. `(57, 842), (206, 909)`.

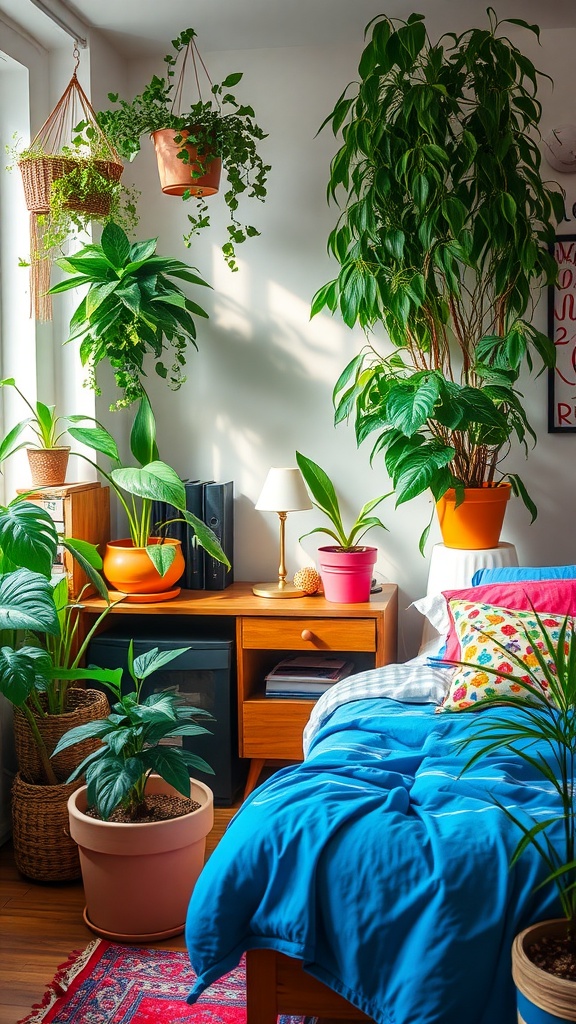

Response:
(103, 537), (185, 597)
(318, 546), (377, 603)
(435, 483), (511, 549)
(512, 919), (576, 1022)
(11, 773), (83, 881)
(68, 775), (214, 942)
(14, 689), (110, 784)
(26, 446), (70, 487)
(151, 128), (221, 197)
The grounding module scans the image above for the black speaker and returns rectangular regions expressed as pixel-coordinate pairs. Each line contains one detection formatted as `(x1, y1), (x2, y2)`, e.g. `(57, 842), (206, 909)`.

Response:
(87, 620), (247, 806)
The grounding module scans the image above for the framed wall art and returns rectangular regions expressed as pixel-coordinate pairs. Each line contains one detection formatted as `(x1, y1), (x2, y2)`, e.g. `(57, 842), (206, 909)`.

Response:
(548, 233), (576, 432)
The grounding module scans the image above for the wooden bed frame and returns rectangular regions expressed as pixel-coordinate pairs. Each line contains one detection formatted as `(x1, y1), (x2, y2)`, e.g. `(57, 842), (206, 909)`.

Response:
(246, 949), (372, 1024)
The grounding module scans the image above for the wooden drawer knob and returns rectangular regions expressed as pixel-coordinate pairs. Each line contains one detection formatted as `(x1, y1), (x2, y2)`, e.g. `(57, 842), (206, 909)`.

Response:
(301, 629), (314, 642)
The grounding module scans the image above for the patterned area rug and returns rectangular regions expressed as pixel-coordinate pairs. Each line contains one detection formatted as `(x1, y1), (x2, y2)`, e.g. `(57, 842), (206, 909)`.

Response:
(18, 940), (303, 1024)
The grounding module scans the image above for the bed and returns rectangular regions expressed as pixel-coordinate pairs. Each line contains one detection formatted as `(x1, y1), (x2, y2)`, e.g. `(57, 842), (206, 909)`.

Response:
(185, 570), (572, 1024)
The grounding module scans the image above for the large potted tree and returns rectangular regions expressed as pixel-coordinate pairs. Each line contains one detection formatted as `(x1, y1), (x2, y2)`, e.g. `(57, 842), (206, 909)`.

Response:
(312, 11), (565, 553)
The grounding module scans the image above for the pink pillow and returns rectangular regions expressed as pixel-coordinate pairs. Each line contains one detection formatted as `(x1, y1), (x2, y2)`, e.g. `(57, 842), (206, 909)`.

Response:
(441, 579), (576, 661)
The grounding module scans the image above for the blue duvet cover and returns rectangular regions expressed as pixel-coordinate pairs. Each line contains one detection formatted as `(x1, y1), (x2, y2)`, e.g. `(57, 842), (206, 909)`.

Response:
(185, 681), (563, 1024)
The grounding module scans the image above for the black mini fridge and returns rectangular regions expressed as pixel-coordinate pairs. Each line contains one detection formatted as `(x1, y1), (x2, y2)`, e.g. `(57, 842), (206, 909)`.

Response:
(87, 621), (247, 806)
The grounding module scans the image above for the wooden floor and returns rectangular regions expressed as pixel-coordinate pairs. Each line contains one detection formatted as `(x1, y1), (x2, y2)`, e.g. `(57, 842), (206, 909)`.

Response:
(0, 802), (239, 1024)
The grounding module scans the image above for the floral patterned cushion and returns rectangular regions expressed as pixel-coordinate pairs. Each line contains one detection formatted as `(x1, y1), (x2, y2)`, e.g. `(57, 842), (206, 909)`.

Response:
(438, 600), (572, 712)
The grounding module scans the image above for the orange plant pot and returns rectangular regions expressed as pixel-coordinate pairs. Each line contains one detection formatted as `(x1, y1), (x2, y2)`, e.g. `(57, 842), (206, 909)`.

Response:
(436, 484), (511, 550)
(103, 538), (185, 597)
(151, 128), (222, 197)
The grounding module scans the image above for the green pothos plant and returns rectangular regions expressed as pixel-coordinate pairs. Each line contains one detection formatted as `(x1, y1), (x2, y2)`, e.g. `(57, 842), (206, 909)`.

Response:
(312, 9), (565, 551)
(97, 28), (270, 271)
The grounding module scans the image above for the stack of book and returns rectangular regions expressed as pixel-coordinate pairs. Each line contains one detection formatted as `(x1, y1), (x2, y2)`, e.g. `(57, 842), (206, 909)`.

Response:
(264, 655), (354, 698)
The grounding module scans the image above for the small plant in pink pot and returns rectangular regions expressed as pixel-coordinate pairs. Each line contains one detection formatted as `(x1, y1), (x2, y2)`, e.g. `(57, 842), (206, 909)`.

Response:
(295, 451), (389, 603)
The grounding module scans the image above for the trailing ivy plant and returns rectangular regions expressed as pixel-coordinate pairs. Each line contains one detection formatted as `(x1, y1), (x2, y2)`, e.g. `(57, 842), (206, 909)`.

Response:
(97, 28), (270, 271)
(312, 10), (565, 551)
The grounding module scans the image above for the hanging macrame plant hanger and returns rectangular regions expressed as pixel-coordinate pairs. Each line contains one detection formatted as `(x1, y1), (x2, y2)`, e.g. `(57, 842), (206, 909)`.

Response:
(151, 32), (222, 198)
(18, 45), (123, 321)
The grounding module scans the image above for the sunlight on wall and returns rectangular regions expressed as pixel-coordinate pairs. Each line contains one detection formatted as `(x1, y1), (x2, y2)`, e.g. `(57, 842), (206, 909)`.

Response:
(210, 246), (252, 338)
(267, 278), (348, 381)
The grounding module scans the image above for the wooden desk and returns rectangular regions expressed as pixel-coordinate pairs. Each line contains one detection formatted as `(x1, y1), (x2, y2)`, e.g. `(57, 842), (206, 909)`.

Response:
(80, 582), (398, 796)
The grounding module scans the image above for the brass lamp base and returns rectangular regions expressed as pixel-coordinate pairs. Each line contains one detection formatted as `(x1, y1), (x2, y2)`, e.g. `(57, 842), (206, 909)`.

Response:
(252, 581), (305, 599)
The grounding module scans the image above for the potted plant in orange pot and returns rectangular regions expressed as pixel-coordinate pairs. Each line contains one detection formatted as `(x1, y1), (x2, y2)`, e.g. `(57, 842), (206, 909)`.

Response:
(69, 392), (230, 600)
(296, 451), (389, 603)
(54, 640), (215, 942)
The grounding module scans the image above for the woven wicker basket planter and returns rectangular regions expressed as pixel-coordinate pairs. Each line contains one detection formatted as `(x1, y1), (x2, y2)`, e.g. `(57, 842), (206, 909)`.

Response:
(26, 446), (70, 488)
(11, 773), (83, 881)
(14, 688), (110, 784)
(512, 920), (576, 1022)
(18, 156), (123, 217)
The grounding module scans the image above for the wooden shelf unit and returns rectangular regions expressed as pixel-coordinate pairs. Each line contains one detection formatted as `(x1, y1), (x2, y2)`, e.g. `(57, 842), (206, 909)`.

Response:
(79, 582), (398, 795)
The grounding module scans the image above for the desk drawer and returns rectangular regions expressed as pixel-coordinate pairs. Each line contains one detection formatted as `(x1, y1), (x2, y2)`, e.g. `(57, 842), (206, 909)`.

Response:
(240, 616), (376, 652)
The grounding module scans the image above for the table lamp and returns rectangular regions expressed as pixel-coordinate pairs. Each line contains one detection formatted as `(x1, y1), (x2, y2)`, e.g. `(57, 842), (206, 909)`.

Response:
(252, 467), (312, 598)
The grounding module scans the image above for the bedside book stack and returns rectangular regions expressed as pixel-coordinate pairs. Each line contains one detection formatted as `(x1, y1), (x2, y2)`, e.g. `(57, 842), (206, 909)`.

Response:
(264, 655), (355, 698)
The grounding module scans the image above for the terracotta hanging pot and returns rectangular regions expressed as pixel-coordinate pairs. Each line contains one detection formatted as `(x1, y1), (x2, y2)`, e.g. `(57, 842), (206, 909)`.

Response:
(103, 537), (185, 599)
(26, 446), (70, 488)
(317, 546), (377, 604)
(151, 128), (221, 197)
(435, 483), (511, 550)
(68, 774), (214, 942)
(512, 919), (576, 1022)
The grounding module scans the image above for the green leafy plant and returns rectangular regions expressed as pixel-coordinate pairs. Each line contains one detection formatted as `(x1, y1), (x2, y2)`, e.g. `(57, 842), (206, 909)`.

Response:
(312, 10), (565, 551)
(9, 135), (139, 267)
(0, 536), (122, 785)
(456, 609), (576, 932)
(296, 451), (389, 550)
(69, 391), (230, 577)
(53, 641), (214, 820)
(97, 28), (270, 270)
(0, 378), (90, 460)
(48, 221), (210, 408)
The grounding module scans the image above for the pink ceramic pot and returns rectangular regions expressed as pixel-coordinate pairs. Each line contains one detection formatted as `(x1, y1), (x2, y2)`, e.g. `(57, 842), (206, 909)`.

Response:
(318, 546), (377, 603)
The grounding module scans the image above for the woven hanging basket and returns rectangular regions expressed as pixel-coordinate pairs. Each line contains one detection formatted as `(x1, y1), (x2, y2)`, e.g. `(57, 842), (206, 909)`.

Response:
(18, 57), (123, 322)
(14, 688), (110, 785)
(19, 156), (123, 217)
(11, 773), (83, 881)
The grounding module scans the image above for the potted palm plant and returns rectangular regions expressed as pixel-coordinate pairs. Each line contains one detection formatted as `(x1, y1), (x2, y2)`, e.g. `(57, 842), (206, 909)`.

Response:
(54, 641), (215, 941)
(69, 392), (230, 598)
(456, 610), (576, 1018)
(96, 28), (270, 271)
(48, 221), (210, 409)
(296, 451), (389, 603)
(312, 10), (565, 553)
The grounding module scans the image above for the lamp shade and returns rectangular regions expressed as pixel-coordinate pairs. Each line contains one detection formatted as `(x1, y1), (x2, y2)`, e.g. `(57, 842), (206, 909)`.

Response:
(255, 467), (312, 513)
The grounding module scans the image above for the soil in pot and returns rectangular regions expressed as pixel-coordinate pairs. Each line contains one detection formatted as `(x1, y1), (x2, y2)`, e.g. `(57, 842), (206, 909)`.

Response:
(527, 932), (576, 982)
(85, 793), (200, 824)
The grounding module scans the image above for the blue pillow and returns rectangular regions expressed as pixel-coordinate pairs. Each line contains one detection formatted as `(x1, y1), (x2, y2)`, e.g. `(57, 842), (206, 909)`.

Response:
(472, 564), (576, 586)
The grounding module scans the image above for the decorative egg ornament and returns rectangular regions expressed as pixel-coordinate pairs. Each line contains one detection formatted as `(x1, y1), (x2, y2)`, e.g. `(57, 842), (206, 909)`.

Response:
(293, 567), (322, 595)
